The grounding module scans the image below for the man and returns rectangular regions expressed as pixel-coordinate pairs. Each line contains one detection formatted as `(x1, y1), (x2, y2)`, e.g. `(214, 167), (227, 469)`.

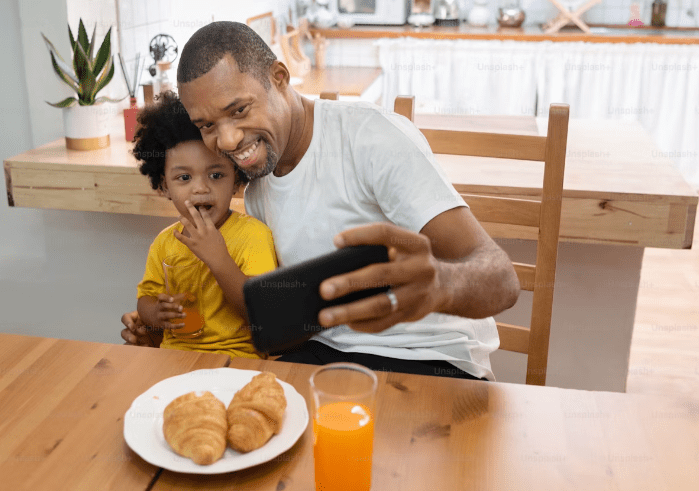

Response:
(122, 21), (519, 381)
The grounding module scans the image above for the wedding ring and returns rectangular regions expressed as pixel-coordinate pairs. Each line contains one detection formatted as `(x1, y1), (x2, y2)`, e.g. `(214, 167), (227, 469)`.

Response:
(386, 289), (399, 313)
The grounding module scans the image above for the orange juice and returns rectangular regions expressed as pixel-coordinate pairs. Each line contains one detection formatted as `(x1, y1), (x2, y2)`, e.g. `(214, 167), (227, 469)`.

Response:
(173, 306), (204, 338)
(313, 401), (374, 491)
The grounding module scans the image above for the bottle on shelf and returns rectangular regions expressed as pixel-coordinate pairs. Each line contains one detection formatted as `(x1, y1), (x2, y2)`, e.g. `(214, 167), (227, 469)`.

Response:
(154, 61), (174, 95)
(651, 0), (667, 27)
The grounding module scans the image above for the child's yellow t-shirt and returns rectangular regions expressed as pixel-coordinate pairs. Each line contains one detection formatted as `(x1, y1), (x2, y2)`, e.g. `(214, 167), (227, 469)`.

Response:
(137, 211), (277, 359)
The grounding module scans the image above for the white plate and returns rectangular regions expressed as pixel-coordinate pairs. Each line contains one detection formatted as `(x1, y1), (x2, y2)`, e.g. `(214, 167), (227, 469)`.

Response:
(123, 368), (309, 474)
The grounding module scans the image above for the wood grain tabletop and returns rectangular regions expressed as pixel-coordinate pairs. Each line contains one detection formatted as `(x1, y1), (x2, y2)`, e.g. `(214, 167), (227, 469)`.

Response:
(2, 334), (697, 490)
(152, 357), (699, 491)
(0, 333), (230, 491)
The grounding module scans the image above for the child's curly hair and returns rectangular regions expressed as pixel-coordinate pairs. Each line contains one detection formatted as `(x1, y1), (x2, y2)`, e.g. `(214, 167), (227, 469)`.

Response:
(132, 90), (248, 191)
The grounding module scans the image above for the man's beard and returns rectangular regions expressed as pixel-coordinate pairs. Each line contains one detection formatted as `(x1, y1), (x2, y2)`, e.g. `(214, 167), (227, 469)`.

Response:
(229, 140), (278, 181)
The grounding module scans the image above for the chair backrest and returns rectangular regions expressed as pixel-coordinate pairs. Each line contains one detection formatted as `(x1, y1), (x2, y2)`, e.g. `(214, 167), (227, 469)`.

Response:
(394, 96), (569, 386)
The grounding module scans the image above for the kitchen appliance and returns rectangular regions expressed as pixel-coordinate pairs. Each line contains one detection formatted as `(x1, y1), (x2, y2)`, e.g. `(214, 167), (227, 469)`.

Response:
(497, 0), (525, 28)
(308, 0), (338, 28)
(328, 0), (410, 25)
(408, 0), (435, 26)
(147, 34), (178, 77)
(433, 0), (460, 26)
(467, 0), (492, 27)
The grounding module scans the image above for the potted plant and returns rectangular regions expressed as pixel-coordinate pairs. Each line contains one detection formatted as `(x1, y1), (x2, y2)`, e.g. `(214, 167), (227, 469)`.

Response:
(42, 19), (121, 150)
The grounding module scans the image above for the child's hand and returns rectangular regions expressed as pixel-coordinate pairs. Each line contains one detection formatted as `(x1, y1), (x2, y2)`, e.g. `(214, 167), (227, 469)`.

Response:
(154, 293), (187, 330)
(174, 200), (229, 268)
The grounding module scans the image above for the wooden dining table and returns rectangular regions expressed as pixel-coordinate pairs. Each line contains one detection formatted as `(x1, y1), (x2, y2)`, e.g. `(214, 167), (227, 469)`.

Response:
(1, 332), (697, 490)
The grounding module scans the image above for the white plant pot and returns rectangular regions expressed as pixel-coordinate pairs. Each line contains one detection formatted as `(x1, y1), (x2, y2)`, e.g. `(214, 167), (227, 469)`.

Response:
(62, 103), (111, 150)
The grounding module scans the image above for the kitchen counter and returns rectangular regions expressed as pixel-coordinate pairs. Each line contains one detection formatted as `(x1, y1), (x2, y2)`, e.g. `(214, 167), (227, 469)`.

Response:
(294, 66), (382, 98)
(311, 24), (699, 45)
(6, 114), (695, 250)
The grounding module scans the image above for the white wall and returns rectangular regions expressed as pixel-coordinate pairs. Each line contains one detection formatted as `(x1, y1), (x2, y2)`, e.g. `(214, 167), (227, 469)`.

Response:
(118, 0), (293, 99)
(1, 0), (45, 268)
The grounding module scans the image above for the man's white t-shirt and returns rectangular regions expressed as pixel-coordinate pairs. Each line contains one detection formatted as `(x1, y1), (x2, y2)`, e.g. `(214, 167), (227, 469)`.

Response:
(245, 99), (499, 380)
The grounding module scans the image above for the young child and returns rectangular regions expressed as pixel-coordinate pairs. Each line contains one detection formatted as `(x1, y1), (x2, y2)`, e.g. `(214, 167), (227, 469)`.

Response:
(132, 90), (277, 359)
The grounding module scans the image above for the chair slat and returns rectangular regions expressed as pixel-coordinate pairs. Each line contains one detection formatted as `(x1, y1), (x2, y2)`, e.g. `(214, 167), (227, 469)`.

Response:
(513, 262), (536, 292)
(525, 103), (570, 386)
(421, 128), (548, 161)
(496, 322), (530, 354)
(461, 193), (541, 228)
(394, 95), (415, 121)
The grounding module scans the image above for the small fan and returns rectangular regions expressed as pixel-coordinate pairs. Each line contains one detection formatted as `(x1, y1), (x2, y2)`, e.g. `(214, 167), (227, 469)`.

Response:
(148, 34), (178, 76)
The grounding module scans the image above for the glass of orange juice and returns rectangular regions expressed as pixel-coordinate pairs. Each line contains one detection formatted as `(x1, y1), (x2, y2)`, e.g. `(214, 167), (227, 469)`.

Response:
(310, 362), (378, 491)
(162, 254), (205, 339)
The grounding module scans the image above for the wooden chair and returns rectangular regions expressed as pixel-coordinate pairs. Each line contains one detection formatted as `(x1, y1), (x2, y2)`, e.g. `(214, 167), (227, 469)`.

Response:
(319, 91), (339, 100)
(394, 96), (569, 386)
(279, 26), (311, 79)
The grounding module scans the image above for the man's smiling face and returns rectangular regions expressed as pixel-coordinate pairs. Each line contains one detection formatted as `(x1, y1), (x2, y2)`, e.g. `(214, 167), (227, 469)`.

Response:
(178, 55), (289, 181)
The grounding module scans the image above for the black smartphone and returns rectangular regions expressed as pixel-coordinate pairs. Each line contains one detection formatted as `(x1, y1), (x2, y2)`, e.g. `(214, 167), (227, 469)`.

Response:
(243, 245), (390, 355)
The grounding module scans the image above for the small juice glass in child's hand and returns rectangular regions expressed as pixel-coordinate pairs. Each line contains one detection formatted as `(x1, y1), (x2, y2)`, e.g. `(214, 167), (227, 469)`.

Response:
(162, 255), (205, 339)
(171, 292), (205, 338)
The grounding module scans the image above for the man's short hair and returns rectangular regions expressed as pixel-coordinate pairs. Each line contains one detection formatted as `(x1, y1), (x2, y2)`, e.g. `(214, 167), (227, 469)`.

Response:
(177, 21), (277, 90)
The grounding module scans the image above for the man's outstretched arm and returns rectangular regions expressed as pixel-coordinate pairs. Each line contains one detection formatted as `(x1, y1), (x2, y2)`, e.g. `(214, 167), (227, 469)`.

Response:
(317, 206), (520, 333)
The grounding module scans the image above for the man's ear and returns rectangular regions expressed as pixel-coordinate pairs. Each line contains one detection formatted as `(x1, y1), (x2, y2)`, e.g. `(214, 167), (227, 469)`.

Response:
(270, 61), (291, 89)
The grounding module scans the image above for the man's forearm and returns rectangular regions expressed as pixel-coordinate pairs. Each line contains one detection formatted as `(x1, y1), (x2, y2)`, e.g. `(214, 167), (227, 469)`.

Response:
(436, 242), (520, 319)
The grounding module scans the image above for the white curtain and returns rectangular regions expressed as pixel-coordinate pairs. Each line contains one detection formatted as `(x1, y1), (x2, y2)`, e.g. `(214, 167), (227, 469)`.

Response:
(376, 38), (538, 116)
(537, 41), (699, 188)
(377, 38), (699, 188)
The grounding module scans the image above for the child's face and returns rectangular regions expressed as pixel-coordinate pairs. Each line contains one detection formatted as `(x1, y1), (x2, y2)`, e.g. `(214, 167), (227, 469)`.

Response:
(161, 140), (237, 229)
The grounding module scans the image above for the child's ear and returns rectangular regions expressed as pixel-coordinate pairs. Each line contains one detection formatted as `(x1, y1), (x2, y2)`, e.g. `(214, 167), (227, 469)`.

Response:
(160, 181), (171, 199)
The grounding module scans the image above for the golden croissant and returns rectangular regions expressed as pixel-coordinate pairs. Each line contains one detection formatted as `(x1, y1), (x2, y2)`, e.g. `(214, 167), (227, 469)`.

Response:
(227, 372), (287, 453)
(162, 391), (227, 465)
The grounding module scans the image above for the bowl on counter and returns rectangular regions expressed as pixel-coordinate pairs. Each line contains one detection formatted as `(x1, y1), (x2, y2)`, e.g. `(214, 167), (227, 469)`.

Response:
(497, 7), (526, 28)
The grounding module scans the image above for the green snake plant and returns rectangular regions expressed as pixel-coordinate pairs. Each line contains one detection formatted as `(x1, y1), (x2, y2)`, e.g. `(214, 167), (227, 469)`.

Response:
(42, 19), (122, 107)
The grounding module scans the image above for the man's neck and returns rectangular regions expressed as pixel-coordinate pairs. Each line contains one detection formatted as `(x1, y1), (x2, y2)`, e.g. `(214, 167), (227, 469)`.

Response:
(273, 94), (315, 178)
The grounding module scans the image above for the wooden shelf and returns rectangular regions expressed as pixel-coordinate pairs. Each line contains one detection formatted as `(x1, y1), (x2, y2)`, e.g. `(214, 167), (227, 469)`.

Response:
(311, 24), (699, 45)
(293, 66), (382, 97)
(4, 112), (697, 249)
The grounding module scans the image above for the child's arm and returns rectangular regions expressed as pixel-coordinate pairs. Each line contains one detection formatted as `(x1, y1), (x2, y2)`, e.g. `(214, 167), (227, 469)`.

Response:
(173, 202), (249, 319)
(207, 254), (249, 319)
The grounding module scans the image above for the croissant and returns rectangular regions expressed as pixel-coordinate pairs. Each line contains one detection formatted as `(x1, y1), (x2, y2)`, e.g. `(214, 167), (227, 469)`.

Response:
(226, 372), (287, 453)
(162, 391), (227, 465)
